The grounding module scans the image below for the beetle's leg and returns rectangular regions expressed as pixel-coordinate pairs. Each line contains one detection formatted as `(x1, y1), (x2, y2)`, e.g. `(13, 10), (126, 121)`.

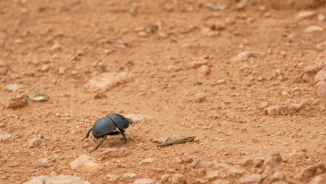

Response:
(82, 128), (92, 141)
(108, 131), (121, 135)
(120, 129), (129, 143)
(90, 134), (107, 153)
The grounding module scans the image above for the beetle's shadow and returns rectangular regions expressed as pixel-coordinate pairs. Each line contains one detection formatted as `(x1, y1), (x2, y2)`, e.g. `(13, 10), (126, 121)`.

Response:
(93, 136), (135, 148)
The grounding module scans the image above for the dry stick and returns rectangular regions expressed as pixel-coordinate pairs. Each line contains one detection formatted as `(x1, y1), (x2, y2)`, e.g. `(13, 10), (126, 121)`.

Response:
(157, 136), (196, 147)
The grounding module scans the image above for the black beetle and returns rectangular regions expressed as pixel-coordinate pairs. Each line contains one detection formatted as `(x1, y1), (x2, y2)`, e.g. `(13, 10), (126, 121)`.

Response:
(82, 113), (135, 153)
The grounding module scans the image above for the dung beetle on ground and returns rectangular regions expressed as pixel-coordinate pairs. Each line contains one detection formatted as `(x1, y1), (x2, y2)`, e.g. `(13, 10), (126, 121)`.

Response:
(82, 113), (135, 153)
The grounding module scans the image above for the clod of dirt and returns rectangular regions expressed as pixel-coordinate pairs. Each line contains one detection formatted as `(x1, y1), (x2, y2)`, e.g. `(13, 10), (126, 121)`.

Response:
(58, 67), (65, 74)
(238, 174), (263, 184)
(265, 104), (303, 116)
(171, 174), (186, 184)
(133, 178), (156, 184)
(28, 137), (46, 148)
(197, 65), (210, 78)
(315, 70), (326, 83)
(205, 20), (226, 31)
(39, 157), (55, 167)
(107, 174), (120, 181)
(233, 51), (261, 62)
(123, 173), (136, 179)
(304, 25), (323, 33)
(125, 114), (152, 121)
(294, 163), (326, 182)
(138, 31), (148, 37)
(163, 3), (175, 12)
(192, 160), (245, 180)
(0, 62), (9, 75)
(41, 64), (50, 72)
(265, 106), (286, 116)
(94, 92), (107, 99)
(264, 172), (286, 184)
(5, 84), (22, 92)
(304, 65), (317, 74)
(0, 31), (6, 39)
(180, 154), (193, 164)
(0, 131), (11, 142)
(263, 152), (283, 168)
(161, 175), (172, 183)
(51, 42), (62, 52)
(23, 175), (90, 184)
(317, 82), (326, 97)
(195, 93), (206, 103)
(217, 79), (226, 84)
(295, 11), (316, 21)
(144, 24), (158, 33)
(201, 28), (219, 37)
(187, 58), (210, 69)
(9, 95), (28, 108)
(239, 154), (265, 167)
(318, 14), (325, 21)
(99, 147), (132, 159)
(316, 41), (326, 51)
(69, 154), (102, 172)
(261, 166), (274, 179)
(259, 102), (269, 109)
(163, 65), (182, 72)
(139, 158), (155, 165)
(235, 0), (248, 10)
(152, 136), (168, 143)
(84, 72), (134, 92)
(210, 180), (231, 184)
(308, 173), (326, 184)
(258, 0), (326, 10)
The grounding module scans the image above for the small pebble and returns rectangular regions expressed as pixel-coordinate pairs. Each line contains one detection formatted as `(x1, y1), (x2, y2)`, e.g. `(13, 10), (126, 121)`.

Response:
(318, 14), (325, 21)
(195, 93), (206, 103)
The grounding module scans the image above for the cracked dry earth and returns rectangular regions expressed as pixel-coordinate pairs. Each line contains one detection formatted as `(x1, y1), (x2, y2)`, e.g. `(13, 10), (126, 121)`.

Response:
(1, 0), (326, 184)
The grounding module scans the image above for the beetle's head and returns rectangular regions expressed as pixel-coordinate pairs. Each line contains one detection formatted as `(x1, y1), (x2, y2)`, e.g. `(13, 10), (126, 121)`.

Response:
(126, 118), (137, 125)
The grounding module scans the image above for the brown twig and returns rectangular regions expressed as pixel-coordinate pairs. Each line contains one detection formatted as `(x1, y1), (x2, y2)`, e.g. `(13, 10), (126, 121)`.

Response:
(157, 136), (196, 147)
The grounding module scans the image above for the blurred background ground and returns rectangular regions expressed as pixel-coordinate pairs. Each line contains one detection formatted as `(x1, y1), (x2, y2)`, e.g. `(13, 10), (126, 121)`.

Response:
(1, 0), (326, 183)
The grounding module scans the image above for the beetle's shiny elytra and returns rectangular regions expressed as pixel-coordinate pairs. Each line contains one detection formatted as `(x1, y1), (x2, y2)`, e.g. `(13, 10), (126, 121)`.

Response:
(82, 113), (135, 153)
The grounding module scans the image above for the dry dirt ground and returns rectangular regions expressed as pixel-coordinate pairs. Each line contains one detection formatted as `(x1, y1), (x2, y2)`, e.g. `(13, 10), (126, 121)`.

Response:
(1, 0), (326, 184)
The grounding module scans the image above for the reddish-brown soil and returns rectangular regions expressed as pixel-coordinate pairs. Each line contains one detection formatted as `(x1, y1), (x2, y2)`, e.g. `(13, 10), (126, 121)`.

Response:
(1, 0), (326, 183)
